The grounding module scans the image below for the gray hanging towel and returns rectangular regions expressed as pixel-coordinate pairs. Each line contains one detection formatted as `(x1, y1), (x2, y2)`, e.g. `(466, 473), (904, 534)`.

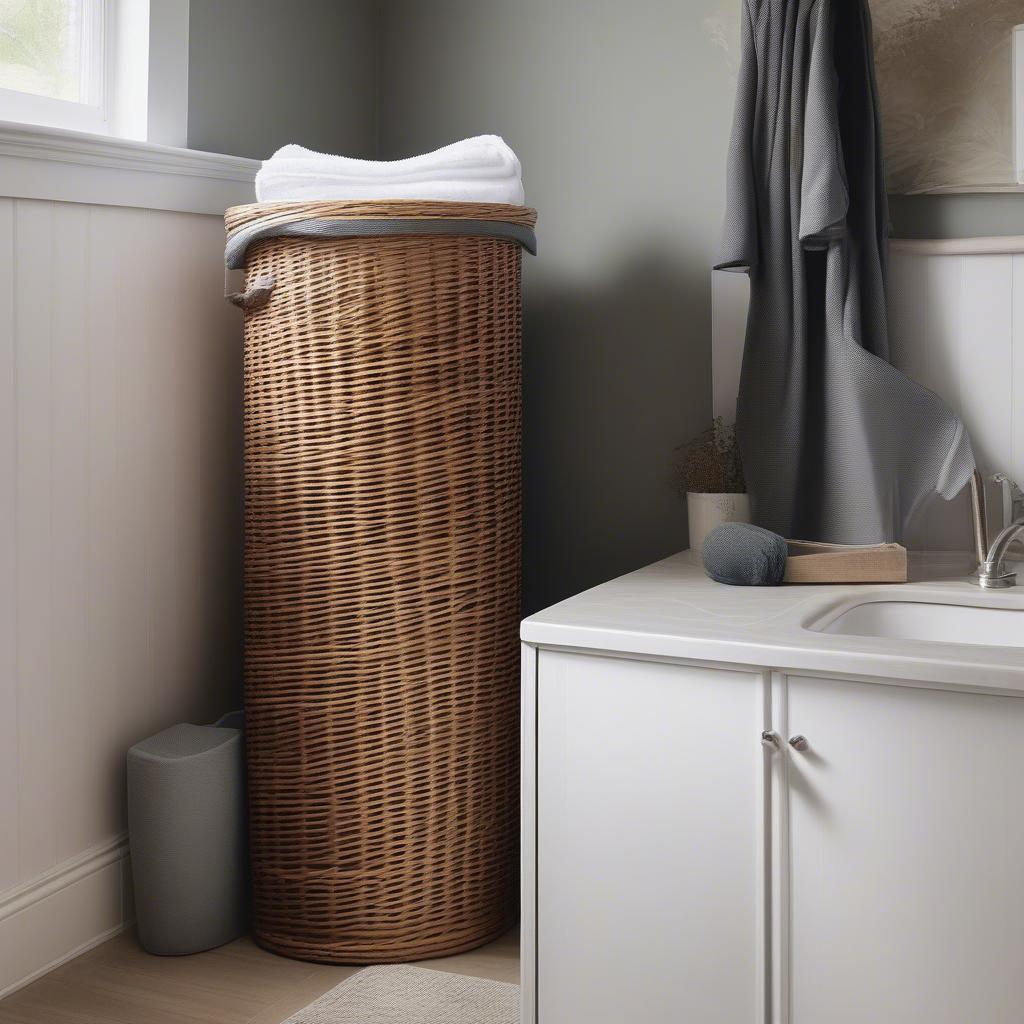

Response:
(715, 0), (975, 544)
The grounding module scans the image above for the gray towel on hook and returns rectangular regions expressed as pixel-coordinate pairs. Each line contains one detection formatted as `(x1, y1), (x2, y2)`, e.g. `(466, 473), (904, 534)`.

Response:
(716, 0), (974, 544)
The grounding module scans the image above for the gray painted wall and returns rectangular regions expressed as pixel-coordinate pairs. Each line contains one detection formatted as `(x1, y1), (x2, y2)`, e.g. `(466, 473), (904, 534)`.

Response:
(185, 0), (734, 612)
(379, 0), (733, 612)
(187, 0), (378, 160)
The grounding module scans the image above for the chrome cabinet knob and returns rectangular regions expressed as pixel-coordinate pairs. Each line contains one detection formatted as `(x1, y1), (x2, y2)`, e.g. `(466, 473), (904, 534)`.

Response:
(789, 735), (809, 751)
(761, 730), (780, 750)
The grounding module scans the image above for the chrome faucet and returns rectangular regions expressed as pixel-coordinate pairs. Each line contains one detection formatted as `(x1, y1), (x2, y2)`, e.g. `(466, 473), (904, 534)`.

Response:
(976, 517), (1024, 589)
(972, 470), (1024, 588)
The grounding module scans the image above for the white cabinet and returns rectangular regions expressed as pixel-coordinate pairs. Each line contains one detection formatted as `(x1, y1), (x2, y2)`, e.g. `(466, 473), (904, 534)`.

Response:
(786, 675), (1024, 1024)
(523, 652), (1024, 1024)
(532, 650), (766, 1024)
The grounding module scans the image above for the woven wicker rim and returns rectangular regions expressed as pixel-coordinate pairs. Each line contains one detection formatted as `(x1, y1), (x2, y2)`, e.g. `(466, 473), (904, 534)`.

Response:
(225, 199), (538, 237)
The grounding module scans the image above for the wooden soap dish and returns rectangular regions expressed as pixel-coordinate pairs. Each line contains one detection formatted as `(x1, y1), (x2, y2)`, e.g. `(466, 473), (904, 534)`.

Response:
(783, 539), (907, 584)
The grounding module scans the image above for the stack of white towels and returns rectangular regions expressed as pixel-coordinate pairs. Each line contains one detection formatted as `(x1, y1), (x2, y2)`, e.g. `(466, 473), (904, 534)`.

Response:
(254, 135), (525, 205)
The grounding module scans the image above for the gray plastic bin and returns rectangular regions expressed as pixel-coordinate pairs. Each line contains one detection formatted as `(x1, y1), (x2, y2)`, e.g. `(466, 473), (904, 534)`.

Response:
(127, 717), (247, 955)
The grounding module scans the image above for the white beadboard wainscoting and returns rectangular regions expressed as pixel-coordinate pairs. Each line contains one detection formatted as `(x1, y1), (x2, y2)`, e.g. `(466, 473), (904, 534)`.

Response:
(712, 237), (1024, 550)
(0, 130), (256, 996)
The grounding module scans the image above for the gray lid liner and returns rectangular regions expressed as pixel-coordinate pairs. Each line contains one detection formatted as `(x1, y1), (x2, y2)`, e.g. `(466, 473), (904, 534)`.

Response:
(225, 215), (537, 269)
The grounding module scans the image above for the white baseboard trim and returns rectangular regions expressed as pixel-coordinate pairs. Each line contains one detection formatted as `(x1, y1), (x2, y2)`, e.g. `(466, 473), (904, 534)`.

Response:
(0, 836), (132, 1000)
(0, 834), (129, 923)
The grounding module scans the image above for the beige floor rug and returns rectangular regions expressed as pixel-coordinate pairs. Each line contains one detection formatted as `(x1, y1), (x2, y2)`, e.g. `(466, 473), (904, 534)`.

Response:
(282, 965), (519, 1024)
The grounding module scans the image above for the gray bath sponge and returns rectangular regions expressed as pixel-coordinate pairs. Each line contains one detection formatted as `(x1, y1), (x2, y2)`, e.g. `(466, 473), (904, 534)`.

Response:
(702, 522), (788, 586)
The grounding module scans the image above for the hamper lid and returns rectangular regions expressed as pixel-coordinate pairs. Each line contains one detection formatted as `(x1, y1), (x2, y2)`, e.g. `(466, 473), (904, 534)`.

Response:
(224, 199), (537, 270)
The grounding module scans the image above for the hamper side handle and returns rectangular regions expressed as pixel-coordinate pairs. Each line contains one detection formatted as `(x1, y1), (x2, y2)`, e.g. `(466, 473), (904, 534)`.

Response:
(227, 272), (276, 311)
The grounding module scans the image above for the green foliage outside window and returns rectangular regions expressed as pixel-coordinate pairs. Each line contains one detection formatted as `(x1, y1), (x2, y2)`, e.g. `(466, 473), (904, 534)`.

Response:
(0, 0), (82, 102)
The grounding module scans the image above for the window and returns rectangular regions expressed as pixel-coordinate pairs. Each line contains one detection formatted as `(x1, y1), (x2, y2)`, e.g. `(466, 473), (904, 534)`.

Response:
(0, 0), (108, 134)
(0, 0), (189, 145)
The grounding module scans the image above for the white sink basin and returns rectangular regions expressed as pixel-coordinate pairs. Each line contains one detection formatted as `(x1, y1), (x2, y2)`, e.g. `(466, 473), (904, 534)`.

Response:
(816, 600), (1024, 649)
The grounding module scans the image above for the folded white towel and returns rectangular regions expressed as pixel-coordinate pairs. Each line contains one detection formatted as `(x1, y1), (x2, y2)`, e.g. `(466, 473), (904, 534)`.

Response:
(255, 135), (525, 205)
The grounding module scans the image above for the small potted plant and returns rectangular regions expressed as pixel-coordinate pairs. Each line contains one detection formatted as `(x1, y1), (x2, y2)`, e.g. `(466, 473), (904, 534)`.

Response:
(676, 418), (749, 553)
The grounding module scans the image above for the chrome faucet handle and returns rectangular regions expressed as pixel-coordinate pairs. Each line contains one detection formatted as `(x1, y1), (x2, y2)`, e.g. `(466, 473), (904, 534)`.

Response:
(970, 470), (989, 570)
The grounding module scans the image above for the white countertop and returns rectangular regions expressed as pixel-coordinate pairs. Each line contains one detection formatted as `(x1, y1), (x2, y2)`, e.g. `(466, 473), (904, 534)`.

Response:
(521, 551), (1024, 693)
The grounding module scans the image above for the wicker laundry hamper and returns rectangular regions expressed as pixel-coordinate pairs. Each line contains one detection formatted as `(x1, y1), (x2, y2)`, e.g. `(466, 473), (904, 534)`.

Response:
(224, 200), (537, 965)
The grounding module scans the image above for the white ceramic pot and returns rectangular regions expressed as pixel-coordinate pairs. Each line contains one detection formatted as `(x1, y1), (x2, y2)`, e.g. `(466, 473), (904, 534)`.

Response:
(687, 491), (751, 554)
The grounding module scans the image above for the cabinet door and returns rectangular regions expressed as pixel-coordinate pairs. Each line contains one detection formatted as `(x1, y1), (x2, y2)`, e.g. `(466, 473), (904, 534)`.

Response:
(536, 651), (765, 1024)
(787, 676), (1024, 1024)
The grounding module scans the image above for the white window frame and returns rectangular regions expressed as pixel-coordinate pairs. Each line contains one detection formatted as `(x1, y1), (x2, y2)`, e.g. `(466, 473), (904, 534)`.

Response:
(0, 0), (189, 147)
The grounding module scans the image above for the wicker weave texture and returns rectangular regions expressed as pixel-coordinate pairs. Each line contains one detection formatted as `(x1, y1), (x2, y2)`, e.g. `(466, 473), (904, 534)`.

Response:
(234, 202), (534, 964)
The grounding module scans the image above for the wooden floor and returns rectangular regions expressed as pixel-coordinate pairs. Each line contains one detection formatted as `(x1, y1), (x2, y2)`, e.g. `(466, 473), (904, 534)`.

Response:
(0, 928), (519, 1023)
